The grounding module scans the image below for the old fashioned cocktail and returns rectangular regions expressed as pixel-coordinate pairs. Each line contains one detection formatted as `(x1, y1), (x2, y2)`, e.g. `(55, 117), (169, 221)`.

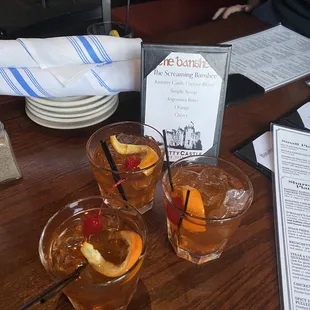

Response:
(162, 156), (253, 264)
(39, 196), (147, 310)
(86, 122), (164, 214)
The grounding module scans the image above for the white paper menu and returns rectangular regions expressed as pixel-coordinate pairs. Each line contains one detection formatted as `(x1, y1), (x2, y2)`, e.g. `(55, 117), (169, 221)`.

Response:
(273, 124), (310, 310)
(144, 52), (223, 162)
(226, 25), (310, 92)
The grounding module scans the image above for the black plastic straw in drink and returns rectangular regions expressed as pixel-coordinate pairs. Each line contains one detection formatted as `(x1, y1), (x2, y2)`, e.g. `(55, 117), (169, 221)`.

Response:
(178, 189), (191, 229)
(125, 0), (130, 35)
(18, 263), (87, 310)
(163, 130), (174, 192)
(100, 140), (128, 202)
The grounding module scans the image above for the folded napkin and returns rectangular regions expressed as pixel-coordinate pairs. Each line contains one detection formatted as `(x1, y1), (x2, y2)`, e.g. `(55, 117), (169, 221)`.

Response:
(0, 36), (142, 97)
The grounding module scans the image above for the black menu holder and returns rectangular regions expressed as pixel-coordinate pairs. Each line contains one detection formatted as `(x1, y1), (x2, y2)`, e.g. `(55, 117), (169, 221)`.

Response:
(282, 100), (310, 131)
(234, 118), (294, 179)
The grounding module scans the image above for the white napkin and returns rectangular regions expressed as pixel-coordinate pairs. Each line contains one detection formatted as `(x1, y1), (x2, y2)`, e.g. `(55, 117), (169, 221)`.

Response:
(0, 59), (140, 97)
(0, 35), (142, 95)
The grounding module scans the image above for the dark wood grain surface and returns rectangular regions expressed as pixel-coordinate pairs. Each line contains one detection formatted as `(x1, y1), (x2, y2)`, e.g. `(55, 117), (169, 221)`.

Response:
(1, 14), (310, 310)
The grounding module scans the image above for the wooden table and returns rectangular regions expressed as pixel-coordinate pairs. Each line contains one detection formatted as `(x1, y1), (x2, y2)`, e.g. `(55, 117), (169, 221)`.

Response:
(1, 14), (310, 310)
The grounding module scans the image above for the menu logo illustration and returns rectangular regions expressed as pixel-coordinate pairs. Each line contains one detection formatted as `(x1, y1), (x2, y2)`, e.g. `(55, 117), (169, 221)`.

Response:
(166, 122), (202, 150)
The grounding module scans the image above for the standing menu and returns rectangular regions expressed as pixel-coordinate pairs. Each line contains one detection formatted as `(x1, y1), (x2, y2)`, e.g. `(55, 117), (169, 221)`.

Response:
(141, 44), (231, 162)
(273, 124), (310, 310)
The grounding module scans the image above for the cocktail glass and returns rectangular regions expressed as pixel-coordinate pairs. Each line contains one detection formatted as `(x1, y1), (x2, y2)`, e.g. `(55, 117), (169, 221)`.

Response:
(86, 121), (164, 214)
(162, 155), (253, 264)
(39, 196), (147, 310)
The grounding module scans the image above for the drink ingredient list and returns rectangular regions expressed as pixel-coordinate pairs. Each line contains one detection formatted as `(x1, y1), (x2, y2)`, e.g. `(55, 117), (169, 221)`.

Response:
(144, 52), (223, 161)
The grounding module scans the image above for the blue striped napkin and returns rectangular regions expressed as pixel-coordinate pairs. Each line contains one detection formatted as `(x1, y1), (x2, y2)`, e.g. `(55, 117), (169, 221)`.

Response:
(0, 36), (141, 97)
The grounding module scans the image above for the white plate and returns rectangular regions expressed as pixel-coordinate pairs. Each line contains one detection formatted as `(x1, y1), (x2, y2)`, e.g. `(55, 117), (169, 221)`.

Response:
(26, 95), (116, 113)
(26, 96), (118, 123)
(26, 99), (115, 118)
(25, 101), (119, 129)
(27, 95), (106, 107)
(47, 96), (90, 102)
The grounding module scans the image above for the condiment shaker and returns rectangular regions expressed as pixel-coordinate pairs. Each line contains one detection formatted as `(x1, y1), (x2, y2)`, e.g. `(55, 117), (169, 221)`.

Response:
(0, 122), (22, 183)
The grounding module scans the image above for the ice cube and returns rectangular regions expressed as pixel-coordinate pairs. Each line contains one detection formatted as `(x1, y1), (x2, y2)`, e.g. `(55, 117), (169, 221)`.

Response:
(53, 227), (85, 272)
(130, 172), (153, 191)
(208, 207), (229, 219)
(101, 214), (122, 231)
(222, 189), (250, 216)
(172, 168), (200, 187)
(198, 167), (228, 186)
(201, 190), (226, 210)
(117, 133), (142, 145)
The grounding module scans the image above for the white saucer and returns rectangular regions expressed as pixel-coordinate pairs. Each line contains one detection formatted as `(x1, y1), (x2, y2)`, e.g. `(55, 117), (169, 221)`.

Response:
(46, 96), (90, 102)
(27, 95), (105, 107)
(26, 98), (114, 118)
(26, 96), (117, 123)
(26, 95), (114, 113)
(25, 99), (119, 129)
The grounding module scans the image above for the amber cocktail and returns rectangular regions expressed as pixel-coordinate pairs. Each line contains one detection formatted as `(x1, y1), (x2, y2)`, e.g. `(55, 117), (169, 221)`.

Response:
(86, 122), (164, 214)
(39, 196), (147, 310)
(162, 156), (253, 264)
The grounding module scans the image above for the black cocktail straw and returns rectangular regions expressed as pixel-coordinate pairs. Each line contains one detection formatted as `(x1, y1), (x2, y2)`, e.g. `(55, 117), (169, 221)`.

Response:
(163, 130), (174, 192)
(18, 263), (87, 310)
(125, 0), (130, 35)
(100, 140), (128, 202)
(178, 189), (191, 229)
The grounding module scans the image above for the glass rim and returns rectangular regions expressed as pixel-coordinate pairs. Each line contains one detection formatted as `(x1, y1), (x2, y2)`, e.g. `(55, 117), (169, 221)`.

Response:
(86, 121), (165, 174)
(38, 195), (148, 289)
(162, 155), (254, 223)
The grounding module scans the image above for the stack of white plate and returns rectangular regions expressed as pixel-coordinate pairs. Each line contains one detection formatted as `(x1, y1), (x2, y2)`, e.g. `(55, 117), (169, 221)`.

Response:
(25, 95), (119, 129)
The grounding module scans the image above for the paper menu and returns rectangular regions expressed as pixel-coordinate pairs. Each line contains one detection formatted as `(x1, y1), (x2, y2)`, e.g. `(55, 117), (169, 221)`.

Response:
(226, 25), (310, 92)
(272, 124), (310, 310)
(144, 52), (223, 162)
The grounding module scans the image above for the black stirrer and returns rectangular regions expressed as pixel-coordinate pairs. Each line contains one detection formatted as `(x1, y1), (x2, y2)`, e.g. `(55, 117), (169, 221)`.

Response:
(162, 130), (174, 192)
(100, 140), (128, 202)
(125, 0), (130, 35)
(178, 189), (191, 229)
(18, 263), (87, 310)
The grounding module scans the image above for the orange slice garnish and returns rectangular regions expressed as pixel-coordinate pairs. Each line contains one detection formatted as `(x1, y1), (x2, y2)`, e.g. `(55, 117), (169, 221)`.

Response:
(80, 230), (142, 278)
(177, 186), (206, 232)
(110, 135), (159, 176)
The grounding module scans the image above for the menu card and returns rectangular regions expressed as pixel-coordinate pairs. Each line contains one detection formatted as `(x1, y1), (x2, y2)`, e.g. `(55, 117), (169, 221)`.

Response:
(141, 43), (231, 162)
(272, 124), (310, 309)
(226, 25), (310, 92)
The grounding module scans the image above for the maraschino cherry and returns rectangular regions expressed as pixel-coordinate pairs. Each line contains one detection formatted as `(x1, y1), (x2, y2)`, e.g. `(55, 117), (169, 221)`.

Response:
(124, 157), (141, 171)
(166, 196), (184, 226)
(83, 214), (104, 237)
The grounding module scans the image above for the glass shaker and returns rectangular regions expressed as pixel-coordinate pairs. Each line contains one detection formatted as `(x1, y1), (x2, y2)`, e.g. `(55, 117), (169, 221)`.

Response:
(0, 122), (22, 184)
